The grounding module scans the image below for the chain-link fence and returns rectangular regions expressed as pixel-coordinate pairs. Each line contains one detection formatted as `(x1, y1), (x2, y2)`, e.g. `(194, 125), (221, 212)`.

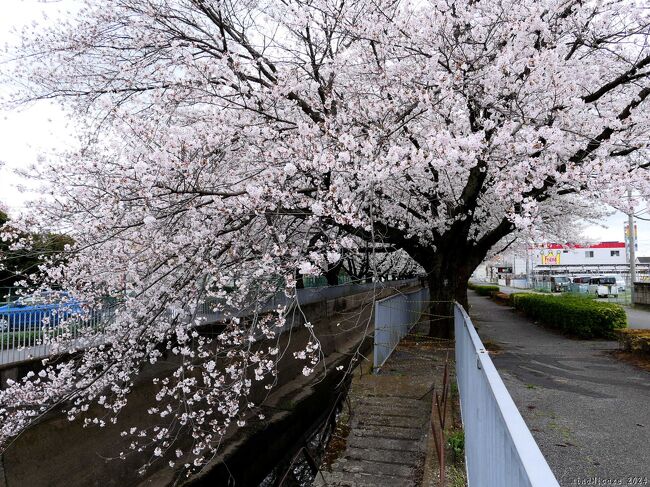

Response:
(528, 274), (633, 305)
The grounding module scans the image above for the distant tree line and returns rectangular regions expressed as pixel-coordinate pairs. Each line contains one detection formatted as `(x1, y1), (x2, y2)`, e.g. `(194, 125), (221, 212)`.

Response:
(0, 208), (73, 295)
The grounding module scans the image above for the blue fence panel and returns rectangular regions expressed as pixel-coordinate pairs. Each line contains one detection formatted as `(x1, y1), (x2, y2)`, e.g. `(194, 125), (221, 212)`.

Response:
(0, 306), (110, 367)
(373, 287), (428, 371)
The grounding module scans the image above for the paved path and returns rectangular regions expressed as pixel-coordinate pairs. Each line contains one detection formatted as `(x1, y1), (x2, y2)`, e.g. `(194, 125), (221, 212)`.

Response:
(496, 284), (650, 329)
(469, 292), (650, 486)
(624, 307), (650, 330)
(315, 322), (447, 487)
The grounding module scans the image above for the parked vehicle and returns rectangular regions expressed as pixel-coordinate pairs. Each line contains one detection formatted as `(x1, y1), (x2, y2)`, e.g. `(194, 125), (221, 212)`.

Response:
(612, 275), (626, 292)
(570, 275), (591, 293)
(572, 276), (591, 284)
(550, 276), (571, 293)
(588, 276), (618, 298)
(0, 291), (84, 332)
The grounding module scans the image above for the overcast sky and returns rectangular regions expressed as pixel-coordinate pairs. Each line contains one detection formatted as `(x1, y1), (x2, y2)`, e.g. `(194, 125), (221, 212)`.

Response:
(0, 1), (78, 212)
(1, 1), (649, 255)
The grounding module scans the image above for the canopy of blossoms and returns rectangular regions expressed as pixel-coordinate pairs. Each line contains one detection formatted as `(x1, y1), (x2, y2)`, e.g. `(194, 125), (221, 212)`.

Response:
(0, 0), (648, 478)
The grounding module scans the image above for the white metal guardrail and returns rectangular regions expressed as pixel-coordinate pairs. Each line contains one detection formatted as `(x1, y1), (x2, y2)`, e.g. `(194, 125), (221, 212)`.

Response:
(455, 303), (559, 487)
(373, 287), (428, 371)
(0, 307), (111, 366)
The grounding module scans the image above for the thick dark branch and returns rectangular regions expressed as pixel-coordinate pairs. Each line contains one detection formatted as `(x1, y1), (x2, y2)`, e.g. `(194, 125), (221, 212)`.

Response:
(525, 85), (650, 201)
(610, 146), (641, 157)
(571, 86), (650, 165)
(286, 92), (326, 124)
(456, 159), (488, 214)
(582, 54), (650, 104)
(190, 1), (326, 125)
(475, 217), (515, 255)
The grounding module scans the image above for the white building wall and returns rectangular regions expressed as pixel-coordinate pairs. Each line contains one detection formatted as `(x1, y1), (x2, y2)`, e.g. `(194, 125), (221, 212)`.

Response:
(532, 245), (626, 267)
(475, 242), (639, 284)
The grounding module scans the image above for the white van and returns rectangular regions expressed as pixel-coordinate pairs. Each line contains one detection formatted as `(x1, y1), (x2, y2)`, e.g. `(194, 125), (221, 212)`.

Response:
(588, 276), (618, 298)
(611, 275), (626, 292)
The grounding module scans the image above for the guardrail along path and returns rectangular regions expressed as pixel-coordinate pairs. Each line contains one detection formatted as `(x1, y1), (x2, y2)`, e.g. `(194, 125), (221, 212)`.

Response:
(467, 291), (650, 485)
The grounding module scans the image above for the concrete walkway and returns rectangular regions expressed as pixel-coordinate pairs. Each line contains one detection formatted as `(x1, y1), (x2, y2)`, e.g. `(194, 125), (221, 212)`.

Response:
(469, 292), (650, 486)
(625, 307), (650, 330)
(315, 322), (448, 487)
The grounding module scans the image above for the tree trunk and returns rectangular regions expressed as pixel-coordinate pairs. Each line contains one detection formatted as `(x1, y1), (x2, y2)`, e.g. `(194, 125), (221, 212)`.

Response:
(325, 260), (342, 286)
(425, 261), (472, 338)
(295, 268), (305, 289)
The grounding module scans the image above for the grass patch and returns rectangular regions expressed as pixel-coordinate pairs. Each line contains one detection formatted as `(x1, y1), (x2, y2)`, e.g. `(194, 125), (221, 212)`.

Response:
(565, 292), (597, 300)
(467, 282), (500, 297)
(447, 429), (464, 461)
(615, 329), (650, 355)
(447, 464), (468, 487)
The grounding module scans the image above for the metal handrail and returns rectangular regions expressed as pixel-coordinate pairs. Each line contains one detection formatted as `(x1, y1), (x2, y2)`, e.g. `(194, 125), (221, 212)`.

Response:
(455, 303), (559, 487)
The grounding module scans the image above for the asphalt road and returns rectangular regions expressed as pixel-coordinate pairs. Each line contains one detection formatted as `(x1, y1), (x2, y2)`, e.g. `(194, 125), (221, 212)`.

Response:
(468, 292), (650, 486)
(495, 284), (650, 330)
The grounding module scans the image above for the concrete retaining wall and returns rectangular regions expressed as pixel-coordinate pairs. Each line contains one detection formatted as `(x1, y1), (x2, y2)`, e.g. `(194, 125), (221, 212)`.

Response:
(0, 281), (417, 487)
(633, 282), (650, 306)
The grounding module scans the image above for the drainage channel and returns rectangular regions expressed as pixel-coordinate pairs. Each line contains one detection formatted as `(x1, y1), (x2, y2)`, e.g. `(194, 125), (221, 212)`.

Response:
(258, 384), (350, 487)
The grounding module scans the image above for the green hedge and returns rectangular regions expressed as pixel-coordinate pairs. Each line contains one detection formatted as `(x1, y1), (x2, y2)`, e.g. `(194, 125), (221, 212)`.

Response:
(509, 293), (627, 338)
(468, 282), (500, 297)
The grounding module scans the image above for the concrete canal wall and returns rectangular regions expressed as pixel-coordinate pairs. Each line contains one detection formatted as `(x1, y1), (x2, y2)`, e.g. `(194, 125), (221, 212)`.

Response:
(0, 281), (417, 487)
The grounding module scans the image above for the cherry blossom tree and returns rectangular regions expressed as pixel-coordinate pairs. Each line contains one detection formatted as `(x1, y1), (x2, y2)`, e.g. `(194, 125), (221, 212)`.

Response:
(343, 245), (424, 282)
(1, 0), (650, 476)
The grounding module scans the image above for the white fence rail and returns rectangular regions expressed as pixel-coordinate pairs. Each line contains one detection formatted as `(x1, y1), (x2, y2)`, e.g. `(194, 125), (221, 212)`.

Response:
(0, 307), (111, 366)
(373, 287), (428, 371)
(455, 303), (559, 487)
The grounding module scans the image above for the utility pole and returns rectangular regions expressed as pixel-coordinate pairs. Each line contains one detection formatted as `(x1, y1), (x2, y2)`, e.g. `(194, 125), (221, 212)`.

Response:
(628, 189), (637, 304)
(526, 247), (531, 289)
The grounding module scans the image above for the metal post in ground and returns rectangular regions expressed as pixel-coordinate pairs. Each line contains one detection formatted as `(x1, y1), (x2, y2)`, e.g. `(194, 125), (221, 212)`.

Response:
(628, 189), (637, 305)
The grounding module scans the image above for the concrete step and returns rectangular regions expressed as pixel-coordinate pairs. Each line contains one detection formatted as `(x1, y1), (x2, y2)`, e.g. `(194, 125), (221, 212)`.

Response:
(314, 470), (417, 487)
(350, 424), (424, 440)
(331, 458), (417, 478)
(344, 446), (423, 467)
(355, 396), (429, 411)
(352, 403), (429, 419)
(347, 435), (422, 452)
(355, 396), (431, 416)
(351, 413), (427, 429)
